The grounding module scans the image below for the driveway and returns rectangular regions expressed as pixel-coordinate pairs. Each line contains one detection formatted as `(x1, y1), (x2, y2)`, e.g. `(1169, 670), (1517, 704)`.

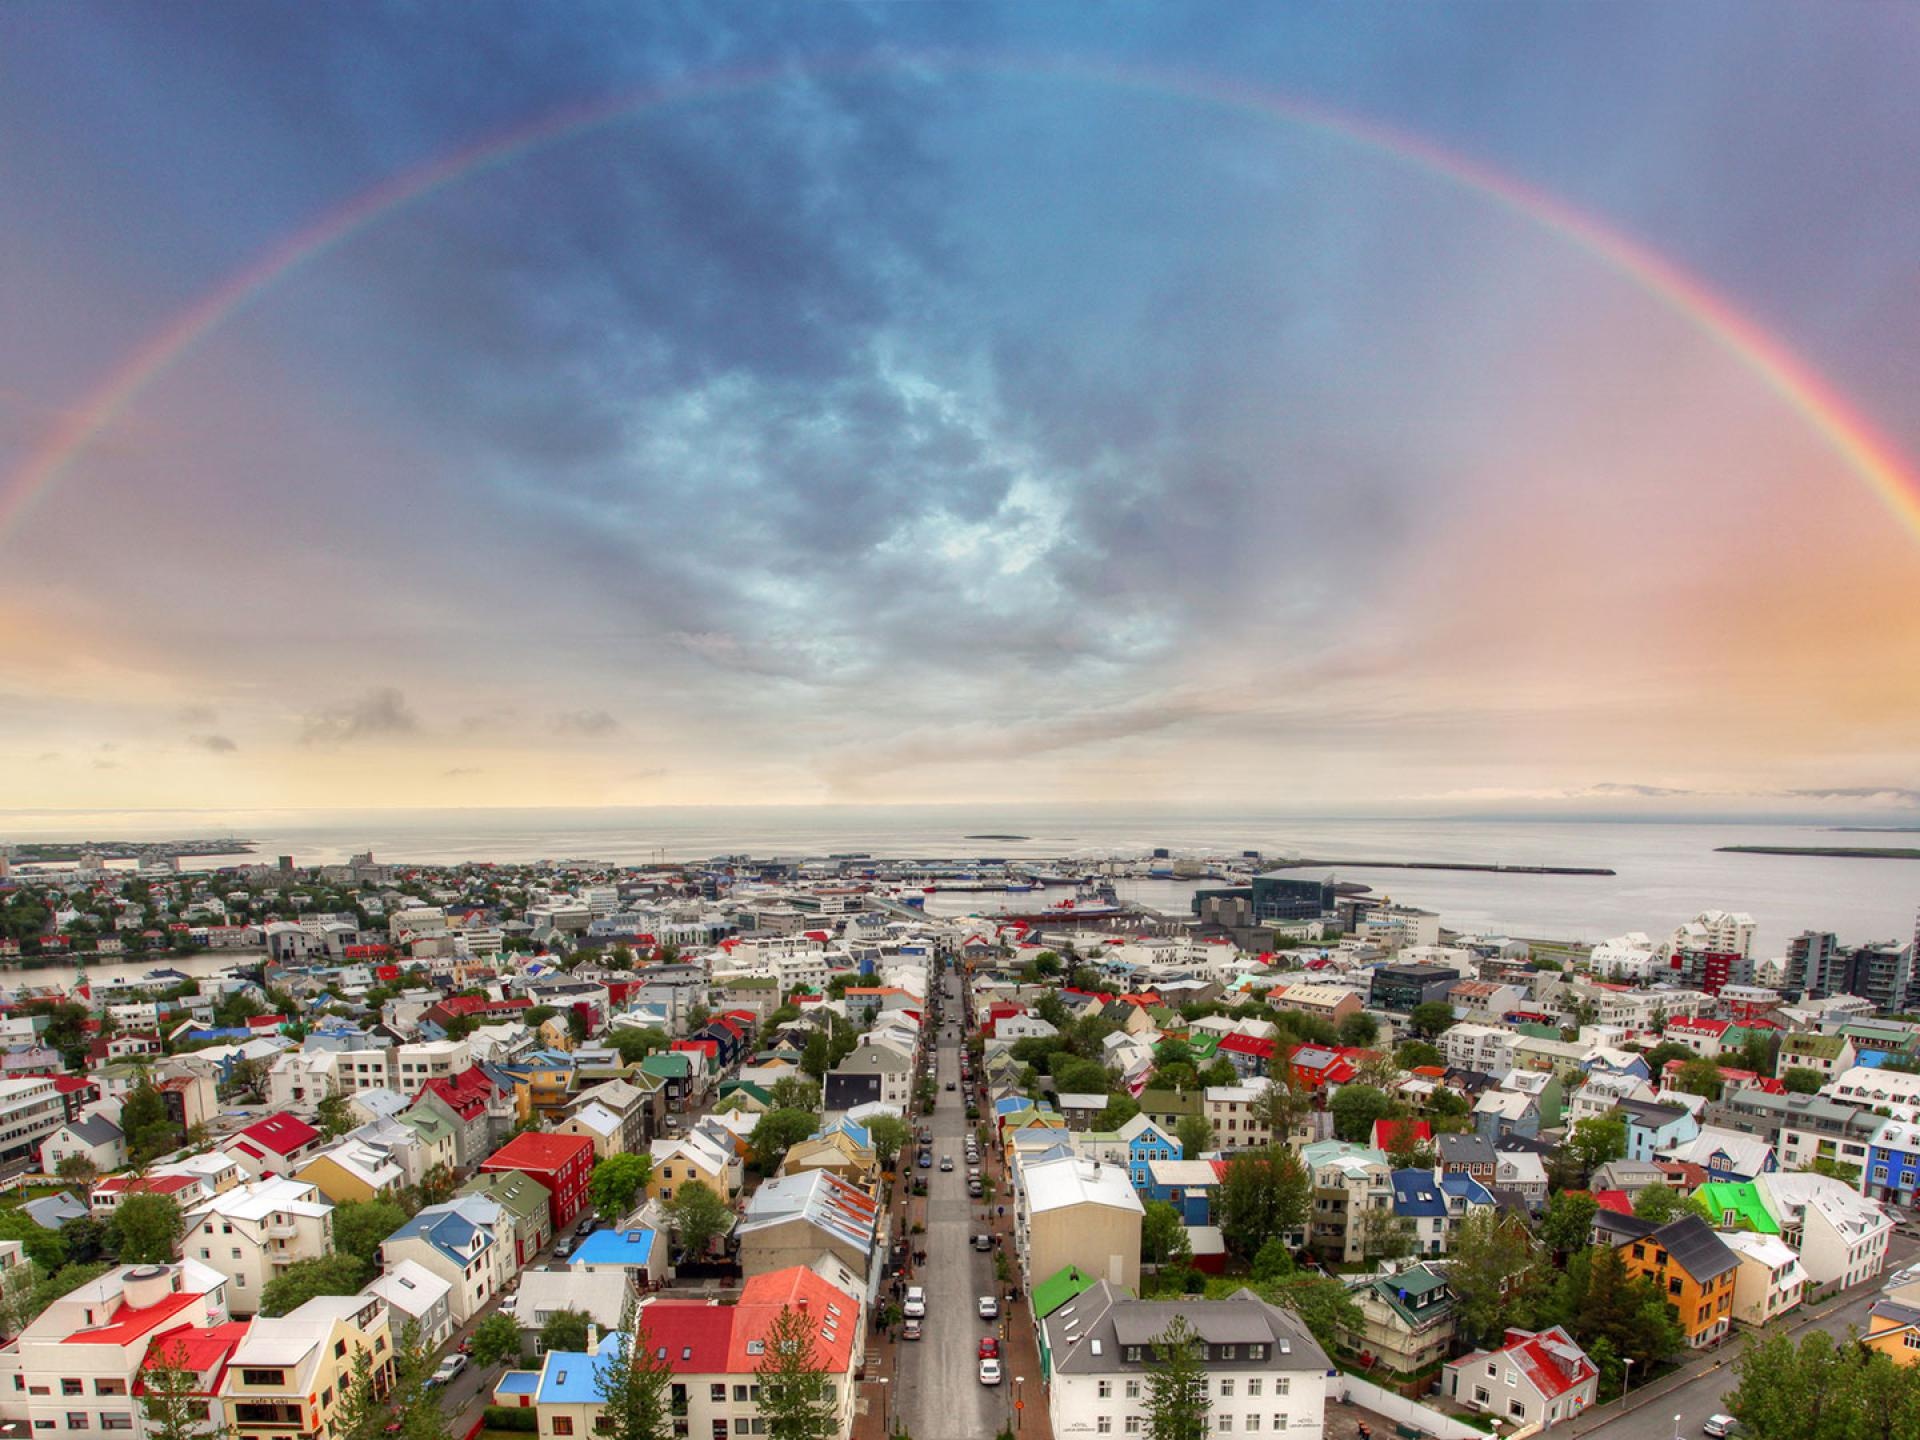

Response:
(895, 971), (1003, 1440)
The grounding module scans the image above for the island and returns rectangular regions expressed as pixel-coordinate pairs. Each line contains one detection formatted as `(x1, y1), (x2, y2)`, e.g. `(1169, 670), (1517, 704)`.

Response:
(1717, 845), (1920, 860)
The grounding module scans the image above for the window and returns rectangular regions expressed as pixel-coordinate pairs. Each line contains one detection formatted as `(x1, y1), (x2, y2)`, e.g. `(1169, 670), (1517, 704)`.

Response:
(1275, 1379), (1289, 1396)
(1217, 1417), (1232, 1434)
(734, 1386), (749, 1402)
(1220, 1380), (1234, 1398)
(1246, 1416), (1261, 1432)
(66, 1417), (87, 1431)
(554, 1421), (574, 1436)
(1125, 1419), (1141, 1435)
(1510, 1402), (1526, 1420)
(1125, 1380), (1140, 1400)
(100, 1417), (134, 1432)
(1221, 1345), (1237, 1360)
(1248, 1380), (1262, 1397)
(1098, 1381), (1112, 1399)
(1505, 1369), (1516, 1387)
(710, 1385), (727, 1404)
(61, 1381), (82, 1396)
(1475, 1388), (1492, 1405)
(241, 1370), (286, 1386)
(1669, 1277), (1683, 1297)
(1125, 1346), (1142, 1362)
(1097, 1420), (1111, 1435)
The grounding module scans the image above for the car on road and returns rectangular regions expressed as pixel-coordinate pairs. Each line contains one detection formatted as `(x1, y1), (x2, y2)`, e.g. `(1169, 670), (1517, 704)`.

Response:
(903, 1317), (923, 1341)
(918, 1151), (931, 1168)
(429, 1356), (467, 1388)
(979, 1358), (1002, 1386)
(978, 1337), (999, 1359)
(946, 1081), (956, 1090)
(904, 1286), (927, 1318)
(968, 1180), (983, 1198)
(973, 1233), (993, 1251)
(552, 1238), (574, 1260)
(940, 1156), (954, 1171)
(978, 1295), (998, 1319)
(577, 1216), (598, 1238)
(1703, 1418), (1740, 1439)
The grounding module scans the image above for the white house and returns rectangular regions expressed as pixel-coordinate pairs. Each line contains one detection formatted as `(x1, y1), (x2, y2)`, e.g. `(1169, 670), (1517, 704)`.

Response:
(363, 1257), (455, 1351)
(1718, 1230), (1808, 1327)
(1443, 1326), (1598, 1431)
(1757, 1171), (1892, 1292)
(182, 1176), (335, 1315)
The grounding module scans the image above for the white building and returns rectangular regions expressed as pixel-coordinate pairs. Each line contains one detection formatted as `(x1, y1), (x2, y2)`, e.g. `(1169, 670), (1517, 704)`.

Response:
(1443, 1326), (1598, 1431)
(1757, 1172), (1892, 1292)
(1718, 1230), (1808, 1327)
(182, 1176), (334, 1316)
(1040, 1283), (1330, 1440)
(1440, 1024), (1516, 1077)
(363, 1257), (455, 1351)
(1671, 911), (1756, 959)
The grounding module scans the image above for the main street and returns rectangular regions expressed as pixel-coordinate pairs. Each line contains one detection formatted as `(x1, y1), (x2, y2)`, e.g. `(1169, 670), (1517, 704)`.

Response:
(893, 967), (1001, 1440)
(1574, 1234), (1918, 1439)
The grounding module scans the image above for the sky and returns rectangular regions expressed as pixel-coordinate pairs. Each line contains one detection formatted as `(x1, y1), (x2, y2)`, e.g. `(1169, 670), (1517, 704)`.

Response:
(1, 2), (1918, 817)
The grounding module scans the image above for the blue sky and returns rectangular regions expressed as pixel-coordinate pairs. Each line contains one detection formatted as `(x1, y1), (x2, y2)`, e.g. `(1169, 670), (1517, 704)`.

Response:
(1, 2), (1917, 812)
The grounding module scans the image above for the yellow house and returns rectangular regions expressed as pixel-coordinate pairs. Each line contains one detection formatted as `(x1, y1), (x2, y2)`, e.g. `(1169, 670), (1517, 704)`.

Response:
(220, 1292), (393, 1436)
(295, 1140), (405, 1205)
(1865, 1297), (1920, 1366)
(647, 1128), (740, 1203)
(781, 1128), (877, 1187)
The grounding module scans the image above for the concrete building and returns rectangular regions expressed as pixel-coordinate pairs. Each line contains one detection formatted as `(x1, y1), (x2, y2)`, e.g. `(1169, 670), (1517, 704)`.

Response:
(182, 1176), (334, 1316)
(1757, 1171), (1892, 1292)
(218, 1293), (394, 1440)
(735, 1170), (881, 1290)
(1016, 1154), (1144, 1295)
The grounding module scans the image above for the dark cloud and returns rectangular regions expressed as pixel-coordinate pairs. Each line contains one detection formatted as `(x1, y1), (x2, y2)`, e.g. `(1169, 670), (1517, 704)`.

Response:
(300, 688), (419, 746)
(552, 710), (621, 737)
(189, 733), (238, 754)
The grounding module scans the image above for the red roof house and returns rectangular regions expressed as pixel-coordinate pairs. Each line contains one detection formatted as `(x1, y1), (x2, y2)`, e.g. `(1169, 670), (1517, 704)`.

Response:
(230, 1112), (320, 1174)
(480, 1131), (596, 1231)
(1371, 1118), (1433, 1153)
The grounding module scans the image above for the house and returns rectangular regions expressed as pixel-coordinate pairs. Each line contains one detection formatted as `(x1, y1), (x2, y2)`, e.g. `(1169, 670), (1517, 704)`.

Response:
(569, 1227), (670, 1287)
(229, 1112), (321, 1178)
(737, 1170), (881, 1286)
(1718, 1231), (1807, 1327)
(294, 1134), (407, 1205)
(1120, 1114), (1179, 1190)
(1143, 1159), (1224, 1226)
(1617, 1098), (1699, 1163)
(1864, 1117), (1920, 1207)
(457, 1169), (554, 1266)
(1443, 1326), (1598, 1430)
(508, 1268), (634, 1351)
(565, 1076), (657, 1153)
(1776, 1032), (1855, 1082)
(1473, 1090), (1541, 1143)
(39, 1112), (127, 1177)
(1436, 1133), (1496, 1184)
(1756, 1171), (1892, 1291)
(1039, 1283), (1329, 1440)
(826, 1042), (913, 1111)
(363, 1257), (455, 1351)
(1016, 1154), (1145, 1294)
(1864, 1297), (1920, 1367)
(1441, 1025), (1516, 1078)
(414, 1066), (511, 1166)
(1657, 1125), (1777, 1183)
(1615, 1215), (1738, 1348)
(507, 1264), (863, 1440)
(89, 1171), (211, 1217)
(648, 1124), (742, 1208)
(1302, 1141), (1393, 1264)
(1340, 1263), (1456, 1374)
(481, 1131), (597, 1233)
(1136, 1087), (1203, 1135)
(182, 1176), (335, 1315)
(217, 1293), (394, 1440)
(379, 1196), (515, 1323)
(1371, 1119), (1432, 1157)
(783, 1119), (878, 1187)
(1389, 1169), (1452, 1256)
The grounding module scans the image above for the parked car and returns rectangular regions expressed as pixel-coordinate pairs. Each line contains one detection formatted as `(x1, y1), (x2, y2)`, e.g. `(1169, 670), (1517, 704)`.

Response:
(903, 1317), (923, 1341)
(946, 1081), (956, 1091)
(978, 1337), (999, 1359)
(918, 1152), (932, 1168)
(552, 1238), (574, 1260)
(577, 1216), (599, 1237)
(1703, 1419), (1740, 1439)
(979, 1358), (1002, 1386)
(429, 1356), (467, 1388)
(978, 1295), (998, 1320)
(972, 1233), (993, 1251)
(904, 1286), (927, 1318)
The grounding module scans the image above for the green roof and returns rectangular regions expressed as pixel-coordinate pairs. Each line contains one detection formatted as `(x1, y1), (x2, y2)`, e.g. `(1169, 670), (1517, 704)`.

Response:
(1696, 1181), (1778, 1234)
(1137, 1088), (1202, 1117)
(1032, 1264), (1100, 1320)
(719, 1080), (772, 1104)
(1186, 1035), (1220, 1060)
(1514, 1023), (1563, 1040)
(1784, 1034), (1846, 1059)
(641, 1053), (692, 1078)
(458, 1170), (549, 1222)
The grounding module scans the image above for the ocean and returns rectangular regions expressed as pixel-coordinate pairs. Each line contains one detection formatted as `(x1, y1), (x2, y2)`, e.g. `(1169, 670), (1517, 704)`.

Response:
(2, 807), (1916, 958)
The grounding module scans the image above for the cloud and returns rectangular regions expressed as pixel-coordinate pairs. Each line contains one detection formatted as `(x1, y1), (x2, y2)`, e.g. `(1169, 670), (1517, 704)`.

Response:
(441, 766), (482, 778)
(92, 759), (117, 770)
(175, 704), (218, 724)
(551, 709), (620, 737)
(189, 733), (238, 754)
(300, 687), (420, 746)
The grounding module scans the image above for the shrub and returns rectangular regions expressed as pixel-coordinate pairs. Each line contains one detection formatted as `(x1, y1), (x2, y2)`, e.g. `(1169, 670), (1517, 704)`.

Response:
(483, 1407), (539, 1432)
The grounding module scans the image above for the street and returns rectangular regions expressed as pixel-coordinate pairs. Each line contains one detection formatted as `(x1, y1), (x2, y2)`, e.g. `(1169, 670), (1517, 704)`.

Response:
(893, 970), (1002, 1440)
(1574, 1234), (1919, 1438)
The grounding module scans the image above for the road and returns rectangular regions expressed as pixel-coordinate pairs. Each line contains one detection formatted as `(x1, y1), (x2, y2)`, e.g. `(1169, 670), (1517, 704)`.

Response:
(894, 968), (1002, 1440)
(1576, 1234), (1919, 1439)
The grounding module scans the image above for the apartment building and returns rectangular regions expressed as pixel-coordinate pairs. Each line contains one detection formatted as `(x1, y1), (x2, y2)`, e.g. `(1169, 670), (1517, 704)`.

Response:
(1016, 1154), (1144, 1295)
(0, 1077), (72, 1163)
(1757, 1171), (1892, 1291)
(1205, 1084), (1273, 1149)
(182, 1177), (334, 1316)
(218, 1293), (394, 1439)
(1440, 1024), (1515, 1076)
(1302, 1141), (1394, 1265)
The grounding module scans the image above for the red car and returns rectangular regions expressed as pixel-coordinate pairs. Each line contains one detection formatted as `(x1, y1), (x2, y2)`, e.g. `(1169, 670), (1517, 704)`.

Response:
(978, 1337), (1000, 1360)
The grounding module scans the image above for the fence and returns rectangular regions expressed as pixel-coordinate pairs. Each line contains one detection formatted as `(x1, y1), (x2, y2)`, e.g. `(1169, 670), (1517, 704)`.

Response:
(1337, 1375), (1490, 1440)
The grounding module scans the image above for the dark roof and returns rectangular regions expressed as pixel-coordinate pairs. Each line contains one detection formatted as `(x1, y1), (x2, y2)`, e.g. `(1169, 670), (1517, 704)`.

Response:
(1493, 1134), (1555, 1156)
(1618, 1098), (1689, 1129)
(1648, 1215), (1739, 1284)
(1044, 1282), (1329, 1377)
(1594, 1208), (1659, 1245)
(1390, 1169), (1449, 1218)
(1437, 1133), (1495, 1164)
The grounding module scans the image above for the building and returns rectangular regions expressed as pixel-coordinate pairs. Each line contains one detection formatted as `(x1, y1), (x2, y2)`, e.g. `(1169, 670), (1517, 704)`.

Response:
(379, 1196), (516, 1323)
(735, 1170), (881, 1287)
(38, 1113), (126, 1177)
(217, 1293), (394, 1440)
(458, 1169), (555, 1267)
(1441, 1025), (1516, 1078)
(1039, 1283), (1330, 1440)
(1301, 1141), (1393, 1264)
(1205, 1083), (1274, 1149)
(1443, 1326), (1598, 1430)
(480, 1131), (597, 1233)
(0, 1077), (74, 1163)
(363, 1257), (454, 1351)
(1339, 1263), (1455, 1375)
(1016, 1154), (1144, 1295)
(648, 1123), (743, 1206)
(1615, 1216), (1738, 1348)
(229, 1112), (321, 1179)
(1866, 1118), (1920, 1207)
(1718, 1231), (1807, 1328)
(1192, 873), (1334, 925)
(826, 1042), (914, 1110)
(181, 1176), (334, 1316)
(1756, 1171), (1892, 1292)
(1367, 965), (1460, 1014)
(1705, 1088), (1879, 1175)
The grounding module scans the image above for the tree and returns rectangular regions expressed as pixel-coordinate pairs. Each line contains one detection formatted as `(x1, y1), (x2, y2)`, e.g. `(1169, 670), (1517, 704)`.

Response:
(1408, 1001), (1457, 1038)
(749, 1108), (819, 1169)
(109, 1193), (183, 1264)
(1538, 1246), (1684, 1381)
(1562, 1112), (1628, 1184)
(55, 1153), (98, 1186)
(1540, 1190), (1599, 1256)
(800, 1030), (832, 1082)
(1153, 1038), (1194, 1071)
(525, 1004), (559, 1031)
(1142, 1314), (1211, 1440)
(1255, 1078), (1314, 1146)
(415, 1162), (457, 1206)
(767, 1077), (821, 1112)
(259, 1253), (371, 1315)
(1174, 1113), (1213, 1159)
(609, 1027), (671, 1064)
(1328, 1084), (1396, 1143)
(754, 1304), (839, 1440)
(541, 1308), (592, 1354)
(1198, 1058), (1240, 1089)
(1216, 1147), (1310, 1262)
(596, 1296), (676, 1440)
(567, 1007), (590, 1045)
(139, 1334), (218, 1440)
(1782, 1066), (1826, 1094)
(866, 1114), (910, 1171)
(121, 1081), (182, 1163)
(1338, 1012), (1380, 1047)
(591, 1153), (654, 1220)
(1673, 1055), (1724, 1101)
(469, 1312), (522, 1369)
(1263, 1274), (1362, 1354)
(316, 1092), (353, 1138)
(1251, 1237), (1295, 1284)
(667, 1182), (733, 1260)
(0, 1206), (67, 1271)
(332, 1198), (407, 1269)
(1356, 1205), (1412, 1263)
(1725, 1329), (1884, 1440)
(1631, 1184), (1711, 1225)
(1393, 1039), (1445, 1069)
(1447, 1211), (1545, 1348)
(1096, 1094), (1141, 1131)
(1141, 1200), (1191, 1267)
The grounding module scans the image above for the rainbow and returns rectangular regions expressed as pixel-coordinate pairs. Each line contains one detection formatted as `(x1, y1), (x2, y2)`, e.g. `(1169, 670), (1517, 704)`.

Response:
(7, 52), (1919, 545)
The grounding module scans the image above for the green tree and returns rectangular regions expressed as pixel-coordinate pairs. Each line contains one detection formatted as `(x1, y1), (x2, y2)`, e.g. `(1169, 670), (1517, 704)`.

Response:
(1631, 1184), (1711, 1225)
(1540, 1190), (1599, 1256)
(138, 1334), (218, 1440)
(1338, 1012), (1380, 1047)
(1408, 1001), (1457, 1038)
(1096, 1094), (1142, 1131)
(469, 1312), (522, 1369)
(415, 1162), (457, 1206)
(1153, 1038), (1194, 1071)
(749, 1108), (819, 1169)
(109, 1193), (183, 1264)
(1141, 1200), (1191, 1267)
(1562, 1112), (1628, 1184)
(121, 1081), (182, 1163)
(259, 1253), (371, 1315)
(1393, 1039), (1445, 1069)
(754, 1304), (839, 1440)
(800, 1030), (832, 1082)
(0, 1207), (68, 1271)
(596, 1297), (676, 1440)
(1216, 1147), (1310, 1262)
(525, 1004), (559, 1031)
(333, 1199), (408, 1269)
(541, 1308), (592, 1354)
(1251, 1236), (1296, 1284)
(1356, 1205), (1412, 1263)
(767, 1077), (821, 1112)
(667, 1181), (733, 1260)
(590, 1153), (654, 1220)
(609, 1028), (671, 1065)
(1328, 1084), (1396, 1143)
(1174, 1113), (1213, 1159)
(1262, 1274), (1361, 1354)
(1448, 1211), (1545, 1348)
(54, 1153), (98, 1187)
(1781, 1066), (1826, 1094)
(567, 1007), (590, 1045)
(866, 1114), (910, 1170)
(1673, 1055), (1724, 1101)
(1142, 1313), (1212, 1440)
(316, 1092), (354, 1138)
(1197, 1058), (1239, 1089)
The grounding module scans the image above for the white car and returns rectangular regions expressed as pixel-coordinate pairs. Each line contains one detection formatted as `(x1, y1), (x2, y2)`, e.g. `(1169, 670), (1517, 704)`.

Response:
(903, 1286), (927, 1318)
(429, 1355), (467, 1387)
(979, 1358), (1002, 1386)
(1703, 1419), (1739, 1439)
(978, 1295), (999, 1320)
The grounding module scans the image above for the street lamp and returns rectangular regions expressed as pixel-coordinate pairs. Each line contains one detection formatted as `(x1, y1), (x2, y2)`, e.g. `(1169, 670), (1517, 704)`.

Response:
(1015, 1376), (1025, 1432)
(875, 1376), (890, 1438)
(1674, 1414), (1682, 1440)
(1622, 1356), (1633, 1399)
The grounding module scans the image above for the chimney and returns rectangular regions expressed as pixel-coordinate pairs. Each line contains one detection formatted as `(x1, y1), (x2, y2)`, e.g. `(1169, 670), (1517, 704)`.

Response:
(586, 1324), (601, 1357)
(797, 1296), (809, 1312)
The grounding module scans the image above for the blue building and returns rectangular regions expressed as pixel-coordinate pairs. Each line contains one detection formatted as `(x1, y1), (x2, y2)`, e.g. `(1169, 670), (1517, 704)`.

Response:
(1867, 1118), (1920, 1206)
(1123, 1116), (1179, 1191)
